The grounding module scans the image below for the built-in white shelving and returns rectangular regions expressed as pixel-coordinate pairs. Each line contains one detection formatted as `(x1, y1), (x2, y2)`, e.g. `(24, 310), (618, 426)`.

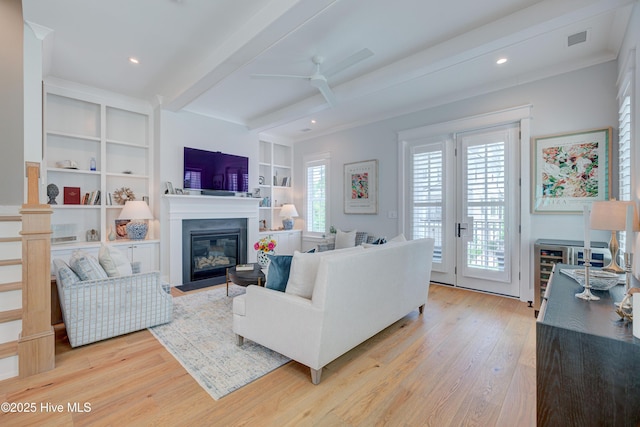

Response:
(43, 81), (158, 270)
(258, 140), (294, 231)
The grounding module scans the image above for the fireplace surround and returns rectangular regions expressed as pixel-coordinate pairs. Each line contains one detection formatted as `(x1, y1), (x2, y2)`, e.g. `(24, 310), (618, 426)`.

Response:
(162, 194), (260, 287)
(182, 218), (247, 288)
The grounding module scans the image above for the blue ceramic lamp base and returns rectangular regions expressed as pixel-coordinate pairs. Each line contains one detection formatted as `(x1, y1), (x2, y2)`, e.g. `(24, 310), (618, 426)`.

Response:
(126, 221), (148, 240)
(282, 218), (294, 230)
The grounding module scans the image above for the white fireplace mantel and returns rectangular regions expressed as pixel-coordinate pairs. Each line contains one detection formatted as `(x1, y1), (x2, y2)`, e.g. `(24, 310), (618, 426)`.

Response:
(161, 194), (260, 286)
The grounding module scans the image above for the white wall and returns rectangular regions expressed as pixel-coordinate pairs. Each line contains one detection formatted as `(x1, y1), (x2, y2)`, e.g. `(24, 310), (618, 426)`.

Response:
(24, 23), (44, 202)
(0, 0), (24, 206)
(294, 61), (619, 294)
(158, 110), (259, 275)
(159, 110), (259, 191)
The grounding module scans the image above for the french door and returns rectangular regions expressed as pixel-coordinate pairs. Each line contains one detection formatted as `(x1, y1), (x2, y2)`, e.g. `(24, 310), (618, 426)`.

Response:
(406, 124), (520, 297)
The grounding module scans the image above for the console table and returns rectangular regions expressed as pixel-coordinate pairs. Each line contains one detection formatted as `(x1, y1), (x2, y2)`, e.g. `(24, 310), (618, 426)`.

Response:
(536, 264), (640, 426)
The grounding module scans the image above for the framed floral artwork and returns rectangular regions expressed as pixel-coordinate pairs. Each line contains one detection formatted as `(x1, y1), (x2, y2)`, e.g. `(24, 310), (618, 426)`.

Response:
(532, 127), (611, 214)
(344, 159), (378, 214)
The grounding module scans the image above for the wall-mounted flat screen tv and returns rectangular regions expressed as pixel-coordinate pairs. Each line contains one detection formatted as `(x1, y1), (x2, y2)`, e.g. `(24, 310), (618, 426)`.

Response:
(183, 147), (249, 193)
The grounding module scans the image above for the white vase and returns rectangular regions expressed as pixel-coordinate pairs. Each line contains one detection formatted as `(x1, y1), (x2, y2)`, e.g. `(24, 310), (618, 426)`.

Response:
(257, 250), (272, 268)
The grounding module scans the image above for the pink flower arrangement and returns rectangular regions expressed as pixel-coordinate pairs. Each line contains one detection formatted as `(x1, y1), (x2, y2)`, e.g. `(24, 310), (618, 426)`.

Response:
(254, 235), (276, 252)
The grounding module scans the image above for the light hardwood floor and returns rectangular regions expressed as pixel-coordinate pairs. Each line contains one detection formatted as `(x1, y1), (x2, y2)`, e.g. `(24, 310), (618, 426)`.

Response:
(0, 284), (536, 426)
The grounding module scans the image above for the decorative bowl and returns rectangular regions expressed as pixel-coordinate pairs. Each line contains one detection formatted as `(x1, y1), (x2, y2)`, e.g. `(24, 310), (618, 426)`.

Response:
(561, 269), (621, 291)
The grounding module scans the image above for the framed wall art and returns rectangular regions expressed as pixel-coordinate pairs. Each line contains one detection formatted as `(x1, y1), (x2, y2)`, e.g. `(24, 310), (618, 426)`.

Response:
(344, 159), (378, 214)
(532, 127), (611, 214)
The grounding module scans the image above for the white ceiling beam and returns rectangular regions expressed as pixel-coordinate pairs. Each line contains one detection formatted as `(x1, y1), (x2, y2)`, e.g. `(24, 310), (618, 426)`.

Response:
(162, 0), (338, 111)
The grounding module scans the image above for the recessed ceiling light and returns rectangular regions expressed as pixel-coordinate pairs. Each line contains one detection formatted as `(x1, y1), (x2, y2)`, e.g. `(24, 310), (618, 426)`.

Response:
(129, 57), (140, 64)
(496, 58), (508, 65)
(311, 119), (317, 124)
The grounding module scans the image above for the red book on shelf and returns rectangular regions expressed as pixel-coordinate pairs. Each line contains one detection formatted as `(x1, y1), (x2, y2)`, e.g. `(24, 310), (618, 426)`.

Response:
(64, 187), (81, 204)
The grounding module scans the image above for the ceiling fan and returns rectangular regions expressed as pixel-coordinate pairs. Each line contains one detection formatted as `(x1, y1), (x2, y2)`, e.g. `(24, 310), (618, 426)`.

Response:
(250, 48), (374, 107)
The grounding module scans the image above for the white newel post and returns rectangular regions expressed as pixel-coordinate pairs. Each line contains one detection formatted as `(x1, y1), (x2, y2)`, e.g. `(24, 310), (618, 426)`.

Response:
(161, 195), (260, 286)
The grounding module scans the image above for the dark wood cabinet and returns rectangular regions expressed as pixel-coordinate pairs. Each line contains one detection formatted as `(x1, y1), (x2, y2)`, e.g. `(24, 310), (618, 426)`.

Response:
(536, 264), (640, 426)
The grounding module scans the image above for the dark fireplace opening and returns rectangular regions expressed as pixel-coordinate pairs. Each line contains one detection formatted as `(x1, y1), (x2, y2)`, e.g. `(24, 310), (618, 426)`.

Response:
(182, 218), (247, 289)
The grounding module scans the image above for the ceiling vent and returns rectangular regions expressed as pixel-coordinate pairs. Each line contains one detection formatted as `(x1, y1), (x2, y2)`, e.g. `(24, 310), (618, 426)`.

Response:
(299, 128), (312, 133)
(567, 30), (588, 47)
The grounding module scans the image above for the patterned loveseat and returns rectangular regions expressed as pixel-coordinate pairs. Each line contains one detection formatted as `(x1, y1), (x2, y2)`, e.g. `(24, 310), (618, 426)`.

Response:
(53, 250), (173, 348)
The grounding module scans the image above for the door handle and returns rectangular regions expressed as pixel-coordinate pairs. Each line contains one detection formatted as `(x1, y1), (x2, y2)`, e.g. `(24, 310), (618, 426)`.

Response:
(456, 222), (467, 238)
(456, 218), (474, 239)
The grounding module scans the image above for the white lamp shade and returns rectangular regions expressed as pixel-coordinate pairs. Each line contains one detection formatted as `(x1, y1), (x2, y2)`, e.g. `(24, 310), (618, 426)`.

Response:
(590, 200), (639, 231)
(279, 204), (299, 218)
(118, 200), (154, 220)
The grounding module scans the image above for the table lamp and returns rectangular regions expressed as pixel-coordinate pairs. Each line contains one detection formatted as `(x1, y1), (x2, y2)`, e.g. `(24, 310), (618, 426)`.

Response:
(279, 204), (299, 230)
(118, 200), (154, 240)
(590, 200), (639, 273)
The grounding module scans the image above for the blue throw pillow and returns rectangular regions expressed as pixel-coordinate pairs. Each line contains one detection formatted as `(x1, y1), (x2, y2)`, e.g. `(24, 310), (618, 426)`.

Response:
(371, 237), (387, 245)
(266, 254), (293, 292)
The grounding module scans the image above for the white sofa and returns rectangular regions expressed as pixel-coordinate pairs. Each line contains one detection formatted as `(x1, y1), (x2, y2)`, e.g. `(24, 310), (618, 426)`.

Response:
(232, 237), (434, 384)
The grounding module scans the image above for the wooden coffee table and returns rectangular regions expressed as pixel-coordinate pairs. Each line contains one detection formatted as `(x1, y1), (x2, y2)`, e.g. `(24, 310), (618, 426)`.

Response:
(226, 263), (266, 296)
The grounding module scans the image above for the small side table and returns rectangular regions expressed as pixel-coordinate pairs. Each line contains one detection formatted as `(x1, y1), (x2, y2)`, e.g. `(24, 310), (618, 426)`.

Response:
(226, 264), (266, 296)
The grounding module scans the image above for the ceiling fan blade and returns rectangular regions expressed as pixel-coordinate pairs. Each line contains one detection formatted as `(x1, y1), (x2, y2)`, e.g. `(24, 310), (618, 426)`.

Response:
(250, 73), (310, 80)
(315, 80), (337, 107)
(323, 48), (374, 78)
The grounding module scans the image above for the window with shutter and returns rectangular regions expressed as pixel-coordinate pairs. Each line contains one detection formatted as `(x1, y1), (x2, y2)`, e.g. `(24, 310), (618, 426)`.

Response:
(305, 154), (330, 234)
(619, 90), (632, 252)
(464, 141), (506, 271)
(411, 144), (444, 263)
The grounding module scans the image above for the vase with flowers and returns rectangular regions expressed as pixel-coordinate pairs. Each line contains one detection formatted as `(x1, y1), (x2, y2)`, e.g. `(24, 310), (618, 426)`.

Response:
(254, 235), (277, 268)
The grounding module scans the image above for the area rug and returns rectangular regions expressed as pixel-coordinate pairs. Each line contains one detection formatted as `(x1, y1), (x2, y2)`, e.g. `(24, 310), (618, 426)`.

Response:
(149, 284), (290, 400)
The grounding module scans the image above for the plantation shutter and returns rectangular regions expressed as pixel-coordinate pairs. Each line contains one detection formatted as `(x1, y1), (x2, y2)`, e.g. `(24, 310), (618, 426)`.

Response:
(464, 140), (506, 271)
(619, 95), (631, 202)
(411, 143), (444, 263)
(306, 159), (328, 233)
(619, 91), (632, 251)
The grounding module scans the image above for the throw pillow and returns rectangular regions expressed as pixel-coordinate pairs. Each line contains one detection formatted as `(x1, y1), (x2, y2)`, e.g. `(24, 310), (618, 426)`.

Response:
(335, 229), (357, 249)
(371, 237), (387, 245)
(69, 250), (108, 281)
(389, 233), (407, 242)
(355, 231), (369, 246)
(286, 246), (364, 299)
(53, 258), (80, 288)
(316, 243), (335, 252)
(99, 244), (133, 277)
(384, 234), (408, 246)
(285, 251), (319, 298)
(265, 254), (293, 292)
